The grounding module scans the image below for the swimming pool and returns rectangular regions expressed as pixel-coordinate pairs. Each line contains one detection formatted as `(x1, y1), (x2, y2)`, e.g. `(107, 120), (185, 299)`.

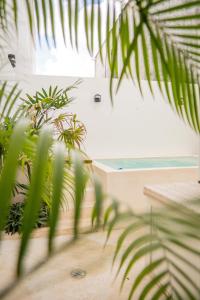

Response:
(93, 157), (198, 212)
(96, 157), (198, 170)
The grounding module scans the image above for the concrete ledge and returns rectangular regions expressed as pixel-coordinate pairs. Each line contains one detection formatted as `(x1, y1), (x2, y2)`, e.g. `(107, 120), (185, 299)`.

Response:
(144, 181), (200, 209)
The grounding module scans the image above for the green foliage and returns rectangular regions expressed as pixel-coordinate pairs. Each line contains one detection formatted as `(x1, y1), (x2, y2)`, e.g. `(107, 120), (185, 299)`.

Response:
(4, 202), (24, 235)
(102, 198), (200, 300)
(0, 81), (86, 209)
(0, 120), (28, 236)
(0, 82), (21, 122)
(17, 127), (52, 276)
(0, 118), (15, 167)
(0, 1), (200, 300)
(13, 84), (86, 209)
(3, 0), (200, 132)
(18, 82), (81, 132)
(17, 82), (86, 150)
(0, 123), (93, 282)
(54, 113), (86, 149)
(48, 142), (66, 254)
(4, 202), (49, 235)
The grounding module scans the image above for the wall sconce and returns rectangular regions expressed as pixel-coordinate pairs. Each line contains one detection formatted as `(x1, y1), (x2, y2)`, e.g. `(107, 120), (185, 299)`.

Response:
(94, 94), (101, 103)
(8, 54), (16, 68)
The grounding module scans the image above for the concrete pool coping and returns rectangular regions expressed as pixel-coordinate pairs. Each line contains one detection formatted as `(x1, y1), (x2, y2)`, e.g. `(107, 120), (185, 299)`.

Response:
(93, 161), (199, 212)
(93, 160), (198, 173)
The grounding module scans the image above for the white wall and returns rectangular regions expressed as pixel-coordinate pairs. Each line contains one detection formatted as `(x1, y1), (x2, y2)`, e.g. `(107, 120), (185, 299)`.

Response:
(0, 1), (34, 78)
(19, 75), (198, 159)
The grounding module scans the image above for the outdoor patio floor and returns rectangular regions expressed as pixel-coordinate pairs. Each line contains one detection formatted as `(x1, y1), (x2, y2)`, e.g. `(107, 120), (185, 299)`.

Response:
(0, 229), (148, 300)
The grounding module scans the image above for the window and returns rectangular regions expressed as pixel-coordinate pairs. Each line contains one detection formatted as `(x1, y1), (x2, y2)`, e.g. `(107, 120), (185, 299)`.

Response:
(35, 1), (106, 77)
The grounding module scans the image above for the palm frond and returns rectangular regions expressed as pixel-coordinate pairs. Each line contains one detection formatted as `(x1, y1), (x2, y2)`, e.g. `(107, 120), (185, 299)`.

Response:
(28, 0), (197, 132)
(73, 151), (89, 238)
(48, 142), (66, 254)
(0, 0), (20, 69)
(17, 127), (52, 276)
(7, 0), (199, 132)
(104, 0), (200, 132)
(20, 85), (75, 116)
(104, 197), (200, 300)
(3, 0), (200, 132)
(0, 81), (21, 122)
(0, 120), (28, 237)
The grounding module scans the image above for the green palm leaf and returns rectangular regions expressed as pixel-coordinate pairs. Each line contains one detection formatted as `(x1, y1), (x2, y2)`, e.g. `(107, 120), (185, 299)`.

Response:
(5, 0), (200, 131)
(48, 142), (66, 254)
(104, 199), (200, 299)
(73, 151), (88, 238)
(0, 82), (21, 121)
(0, 120), (28, 237)
(17, 127), (52, 276)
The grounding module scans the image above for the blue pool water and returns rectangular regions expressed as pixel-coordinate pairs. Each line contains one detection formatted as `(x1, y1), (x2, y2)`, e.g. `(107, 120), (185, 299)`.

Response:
(96, 157), (198, 170)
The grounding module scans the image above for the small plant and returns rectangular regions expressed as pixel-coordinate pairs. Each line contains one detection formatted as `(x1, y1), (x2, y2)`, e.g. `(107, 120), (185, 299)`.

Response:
(4, 202), (49, 235)
(18, 82), (86, 144)
(54, 113), (86, 149)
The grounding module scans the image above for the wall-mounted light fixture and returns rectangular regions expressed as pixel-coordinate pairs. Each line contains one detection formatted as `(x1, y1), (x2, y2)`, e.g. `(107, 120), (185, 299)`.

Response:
(8, 54), (16, 68)
(94, 94), (101, 103)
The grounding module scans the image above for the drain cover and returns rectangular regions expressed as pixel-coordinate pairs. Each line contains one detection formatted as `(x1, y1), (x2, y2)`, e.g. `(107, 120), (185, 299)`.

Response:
(70, 269), (86, 279)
